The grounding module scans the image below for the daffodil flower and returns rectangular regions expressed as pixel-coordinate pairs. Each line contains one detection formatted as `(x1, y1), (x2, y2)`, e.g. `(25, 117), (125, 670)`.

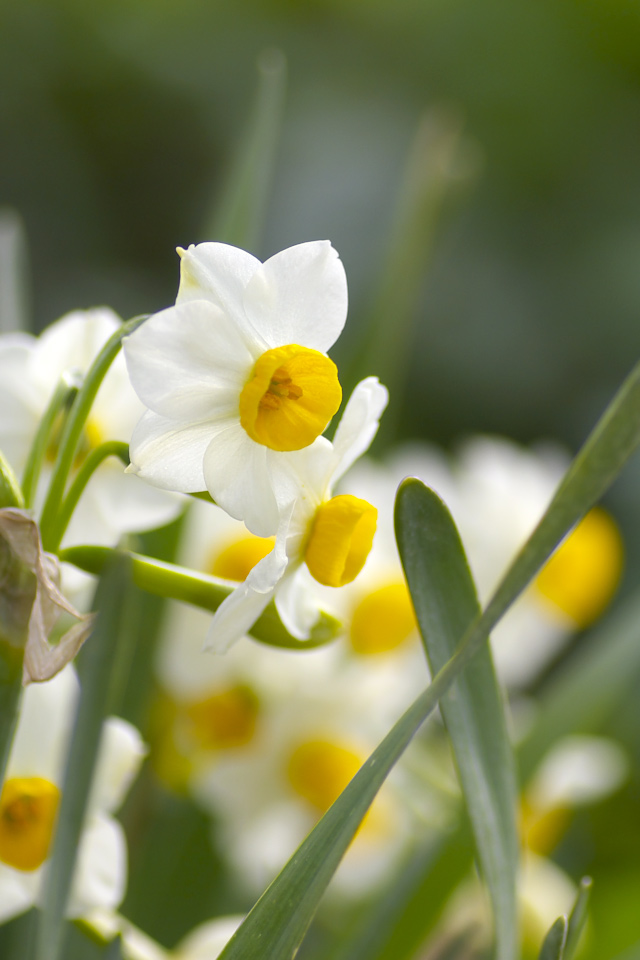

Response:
(0, 666), (146, 923)
(204, 376), (388, 652)
(123, 240), (348, 537)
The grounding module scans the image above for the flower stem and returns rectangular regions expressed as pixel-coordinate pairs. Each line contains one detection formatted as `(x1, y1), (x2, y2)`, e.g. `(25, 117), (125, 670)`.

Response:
(38, 315), (146, 551)
(21, 375), (79, 509)
(46, 441), (130, 553)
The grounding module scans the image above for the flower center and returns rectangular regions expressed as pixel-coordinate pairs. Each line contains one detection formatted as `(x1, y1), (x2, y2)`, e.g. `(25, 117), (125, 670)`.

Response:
(0, 777), (60, 871)
(534, 507), (623, 628)
(287, 738), (363, 813)
(209, 535), (274, 582)
(185, 685), (260, 750)
(304, 495), (377, 588)
(349, 582), (417, 655)
(239, 344), (342, 451)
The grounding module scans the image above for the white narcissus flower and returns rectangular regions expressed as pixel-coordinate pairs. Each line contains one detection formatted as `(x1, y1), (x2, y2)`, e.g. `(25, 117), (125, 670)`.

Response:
(0, 665), (147, 924)
(0, 308), (184, 555)
(123, 240), (348, 537)
(83, 910), (244, 960)
(205, 376), (389, 652)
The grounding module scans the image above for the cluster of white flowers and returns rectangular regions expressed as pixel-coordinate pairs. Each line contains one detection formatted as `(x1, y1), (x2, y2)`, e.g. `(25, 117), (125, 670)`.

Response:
(0, 236), (626, 953)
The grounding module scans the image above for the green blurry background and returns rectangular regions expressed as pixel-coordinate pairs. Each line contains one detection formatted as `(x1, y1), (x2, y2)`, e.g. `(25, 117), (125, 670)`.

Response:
(2, 1), (640, 957)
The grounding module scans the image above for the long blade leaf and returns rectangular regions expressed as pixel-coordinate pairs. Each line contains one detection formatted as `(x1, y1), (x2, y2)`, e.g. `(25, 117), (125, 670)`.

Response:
(396, 481), (519, 960)
(538, 917), (568, 960)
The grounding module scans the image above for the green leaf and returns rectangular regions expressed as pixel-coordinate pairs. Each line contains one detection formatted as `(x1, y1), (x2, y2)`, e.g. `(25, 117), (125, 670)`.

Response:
(538, 917), (568, 960)
(60, 545), (340, 650)
(564, 877), (592, 960)
(396, 481), (519, 960)
(0, 448), (24, 509)
(36, 553), (139, 960)
(0, 209), (30, 334)
(207, 48), (286, 252)
(0, 643), (24, 786)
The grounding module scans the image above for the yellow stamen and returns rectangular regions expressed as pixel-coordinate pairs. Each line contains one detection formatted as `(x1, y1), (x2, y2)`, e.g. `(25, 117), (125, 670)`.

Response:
(287, 737), (388, 838)
(209, 535), (274, 582)
(350, 582), (417, 655)
(535, 507), (623, 628)
(0, 777), (60, 871)
(305, 495), (377, 588)
(185, 685), (259, 750)
(239, 344), (341, 451)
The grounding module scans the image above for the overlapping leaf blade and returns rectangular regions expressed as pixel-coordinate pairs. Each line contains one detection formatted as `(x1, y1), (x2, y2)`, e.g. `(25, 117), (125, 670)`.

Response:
(396, 480), (519, 960)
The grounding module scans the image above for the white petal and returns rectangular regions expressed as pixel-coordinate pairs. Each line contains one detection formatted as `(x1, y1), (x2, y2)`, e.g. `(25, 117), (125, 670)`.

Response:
(68, 814), (127, 916)
(176, 915), (244, 960)
(203, 425), (279, 537)
(330, 378), (389, 488)
(0, 864), (40, 923)
(123, 301), (252, 421)
(242, 241), (348, 352)
(89, 468), (185, 537)
(0, 333), (42, 470)
(204, 581), (274, 653)
(176, 242), (263, 339)
(128, 410), (229, 493)
(88, 718), (148, 816)
(274, 567), (321, 640)
(7, 666), (79, 782)
(30, 308), (122, 398)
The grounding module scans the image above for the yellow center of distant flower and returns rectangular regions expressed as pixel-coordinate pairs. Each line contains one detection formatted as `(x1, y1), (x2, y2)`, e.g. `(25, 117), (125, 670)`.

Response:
(209, 536), (274, 582)
(349, 582), (417, 655)
(45, 414), (104, 467)
(185, 685), (260, 750)
(287, 738), (388, 839)
(239, 344), (342, 451)
(304, 495), (377, 588)
(534, 507), (623, 628)
(0, 777), (60, 871)
(520, 799), (569, 856)
(287, 738), (361, 812)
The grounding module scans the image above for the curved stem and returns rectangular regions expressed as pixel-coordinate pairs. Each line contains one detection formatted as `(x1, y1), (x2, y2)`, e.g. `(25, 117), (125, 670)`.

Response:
(21, 375), (79, 509)
(38, 315), (146, 550)
(47, 441), (130, 553)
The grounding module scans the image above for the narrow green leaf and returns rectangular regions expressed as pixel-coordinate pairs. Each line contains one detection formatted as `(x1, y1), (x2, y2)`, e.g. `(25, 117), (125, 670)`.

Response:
(538, 917), (568, 960)
(564, 877), (592, 960)
(36, 553), (138, 960)
(396, 481), (519, 960)
(60, 545), (340, 650)
(21, 375), (79, 510)
(331, 823), (472, 960)
(0, 448), (24, 509)
(208, 49), (286, 252)
(0, 644), (24, 786)
(104, 936), (124, 960)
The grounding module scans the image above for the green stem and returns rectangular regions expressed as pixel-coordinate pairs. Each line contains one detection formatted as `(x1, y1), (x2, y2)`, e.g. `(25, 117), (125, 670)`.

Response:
(47, 441), (129, 553)
(21, 376), (80, 509)
(38, 316), (146, 551)
(0, 643), (23, 787)
(60, 545), (340, 650)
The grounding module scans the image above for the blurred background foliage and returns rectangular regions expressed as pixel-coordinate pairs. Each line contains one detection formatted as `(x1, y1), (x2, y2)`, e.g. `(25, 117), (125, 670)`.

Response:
(2, 1), (640, 957)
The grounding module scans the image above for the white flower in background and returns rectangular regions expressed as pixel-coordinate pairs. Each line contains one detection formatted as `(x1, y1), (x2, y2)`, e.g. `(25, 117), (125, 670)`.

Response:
(206, 377), (388, 652)
(0, 308), (184, 553)
(0, 665), (147, 923)
(84, 911), (244, 960)
(342, 436), (623, 687)
(123, 240), (348, 537)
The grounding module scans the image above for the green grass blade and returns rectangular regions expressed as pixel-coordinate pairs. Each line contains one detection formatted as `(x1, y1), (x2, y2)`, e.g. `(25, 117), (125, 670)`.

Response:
(538, 917), (568, 960)
(396, 480), (519, 960)
(60, 545), (340, 650)
(207, 49), (286, 252)
(564, 877), (592, 960)
(36, 553), (137, 960)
